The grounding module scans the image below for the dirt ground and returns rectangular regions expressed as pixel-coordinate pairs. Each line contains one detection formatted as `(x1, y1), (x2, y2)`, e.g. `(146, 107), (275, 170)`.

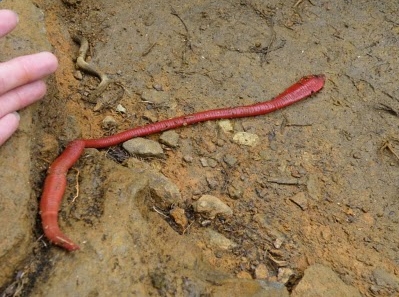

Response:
(1, 0), (399, 296)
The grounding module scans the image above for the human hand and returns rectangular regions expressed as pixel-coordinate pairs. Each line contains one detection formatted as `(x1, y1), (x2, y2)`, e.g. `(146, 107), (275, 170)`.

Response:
(0, 9), (58, 146)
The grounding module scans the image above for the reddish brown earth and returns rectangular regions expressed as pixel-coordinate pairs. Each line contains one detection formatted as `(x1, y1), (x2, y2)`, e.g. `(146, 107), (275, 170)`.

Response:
(1, 0), (399, 296)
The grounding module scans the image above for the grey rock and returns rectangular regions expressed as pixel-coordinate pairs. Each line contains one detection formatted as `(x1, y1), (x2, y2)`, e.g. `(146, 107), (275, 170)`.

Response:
(123, 137), (164, 158)
(372, 268), (399, 291)
(206, 229), (237, 250)
(159, 130), (179, 147)
(147, 172), (182, 208)
(228, 184), (243, 200)
(223, 154), (237, 167)
(141, 89), (170, 105)
(102, 115), (118, 130)
(193, 195), (233, 219)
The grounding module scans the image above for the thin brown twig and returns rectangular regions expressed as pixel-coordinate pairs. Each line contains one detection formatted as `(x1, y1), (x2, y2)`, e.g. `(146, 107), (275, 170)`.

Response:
(381, 140), (399, 161)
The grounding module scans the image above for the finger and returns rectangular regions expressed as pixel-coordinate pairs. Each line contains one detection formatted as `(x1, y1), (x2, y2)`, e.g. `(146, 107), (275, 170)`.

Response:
(0, 10), (19, 38)
(0, 52), (58, 94)
(0, 112), (20, 146)
(0, 80), (47, 118)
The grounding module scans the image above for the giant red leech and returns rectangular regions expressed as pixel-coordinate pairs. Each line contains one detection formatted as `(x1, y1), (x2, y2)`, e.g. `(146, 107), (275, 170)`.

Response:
(40, 74), (326, 251)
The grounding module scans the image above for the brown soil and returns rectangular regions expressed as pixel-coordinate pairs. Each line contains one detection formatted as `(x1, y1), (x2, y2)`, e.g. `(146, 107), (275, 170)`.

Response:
(2, 0), (399, 296)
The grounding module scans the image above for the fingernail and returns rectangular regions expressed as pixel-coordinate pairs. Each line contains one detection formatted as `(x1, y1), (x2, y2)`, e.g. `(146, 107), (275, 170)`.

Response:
(13, 111), (20, 120)
(13, 11), (19, 23)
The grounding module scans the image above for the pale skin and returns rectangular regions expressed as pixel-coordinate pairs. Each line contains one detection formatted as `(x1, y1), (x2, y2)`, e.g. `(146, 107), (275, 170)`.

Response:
(0, 9), (58, 145)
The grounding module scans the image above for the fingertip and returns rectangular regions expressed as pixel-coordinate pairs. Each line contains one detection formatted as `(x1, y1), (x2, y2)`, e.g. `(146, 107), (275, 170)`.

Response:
(0, 10), (19, 37)
(0, 9), (19, 21)
(38, 51), (59, 73)
(12, 111), (21, 121)
(0, 112), (20, 146)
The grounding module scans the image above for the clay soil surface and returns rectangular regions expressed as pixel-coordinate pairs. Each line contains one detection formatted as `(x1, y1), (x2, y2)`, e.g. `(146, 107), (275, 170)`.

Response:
(1, 0), (399, 296)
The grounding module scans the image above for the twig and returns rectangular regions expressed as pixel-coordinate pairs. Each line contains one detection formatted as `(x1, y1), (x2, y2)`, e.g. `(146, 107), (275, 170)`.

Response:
(71, 168), (80, 203)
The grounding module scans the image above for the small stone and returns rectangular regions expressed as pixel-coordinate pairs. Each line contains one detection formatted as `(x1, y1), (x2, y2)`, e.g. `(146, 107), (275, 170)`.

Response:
(116, 104), (127, 113)
(183, 155), (193, 163)
(207, 158), (218, 168)
(232, 132), (259, 147)
(289, 192), (308, 210)
(254, 264), (269, 279)
(200, 158), (218, 168)
(277, 267), (295, 284)
(102, 115), (118, 130)
(218, 120), (234, 133)
(159, 130), (179, 147)
(228, 184), (243, 200)
(223, 154), (237, 167)
(206, 176), (219, 189)
(193, 195), (233, 219)
(206, 229), (237, 250)
(73, 70), (83, 80)
(153, 84), (163, 91)
(273, 237), (284, 249)
(123, 137), (164, 158)
(200, 157), (210, 167)
(170, 207), (188, 229)
(147, 172), (182, 207)
(372, 268), (399, 291)
(141, 89), (170, 105)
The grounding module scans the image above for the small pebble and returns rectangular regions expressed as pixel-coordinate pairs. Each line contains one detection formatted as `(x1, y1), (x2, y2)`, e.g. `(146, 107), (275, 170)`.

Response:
(73, 70), (83, 80)
(159, 130), (179, 147)
(170, 207), (188, 229)
(183, 155), (193, 163)
(289, 192), (308, 211)
(102, 115), (118, 129)
(207, 229), (237, 250)
(141, 89), (170, 105)
(254, 264), (269, 279)
(193, 195), (233, 219)
(232, 132), (259, 147)
(122, 137), (164, 158)
(116, 104), (127, 113)
(218, 120), (234, 133)
(277, 267), (294, 284)
(228, 184), (243, 200)
(223, 154), (237, 167)
(153, 84), (163, 91)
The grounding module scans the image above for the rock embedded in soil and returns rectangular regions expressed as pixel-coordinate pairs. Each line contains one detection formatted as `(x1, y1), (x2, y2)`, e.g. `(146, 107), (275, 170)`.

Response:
(206, 229), (237, 250)
(218, 119), (233, 133)
(123, 137), (164, 158)
(232, 132), (259, 147)
(291, 264), (361, 297)
(140, 89), (170, 105)
(193, 195), (233, 219)
(147, 172), (182, 207)
(169, 207), (188, 229)
(102, 115), (118, 129)
(371, 268), (399, 293)
(289, 192), (308, 210)
(223, 154), (237, 167)
(228, 184), (243, 200)
(115, 104), (126, 113)
(254, 263), (269, 279)
(159, 130), (179, 147)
